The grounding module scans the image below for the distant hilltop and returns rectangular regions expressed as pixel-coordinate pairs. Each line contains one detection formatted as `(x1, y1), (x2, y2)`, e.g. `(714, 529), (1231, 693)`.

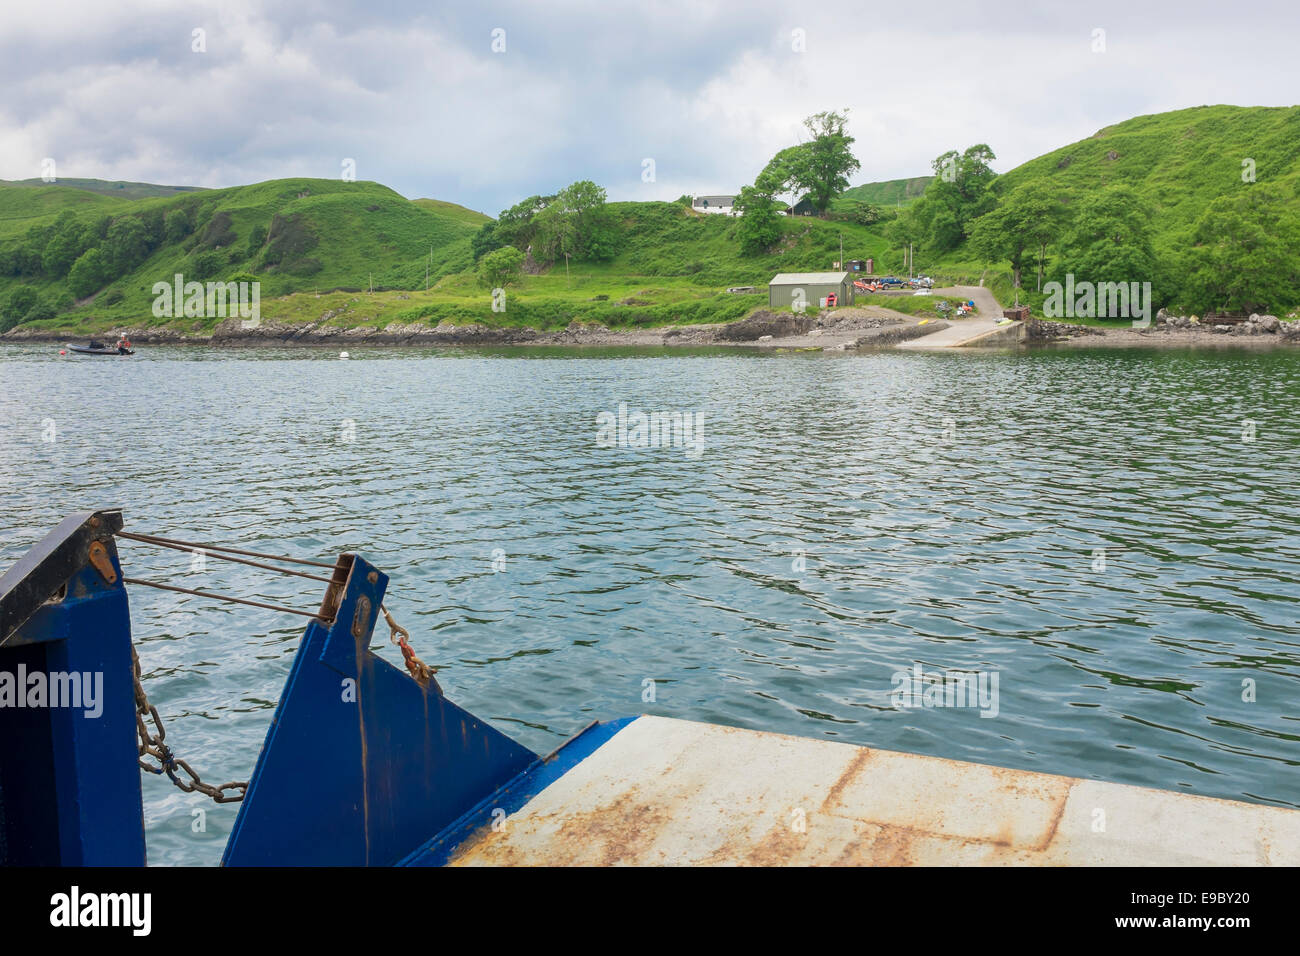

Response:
(0, 178), (207, 200)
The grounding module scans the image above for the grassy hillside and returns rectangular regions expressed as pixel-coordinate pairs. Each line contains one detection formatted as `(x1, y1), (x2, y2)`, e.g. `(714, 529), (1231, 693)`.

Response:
(11, 105), (1295, 338)
(0, 178), (487, 330)
(13, 199), (908, 335)
(914, 105), (1300, 315)
(0, 184), (128, 238)
(995, 105), (1300, 240)
(0, 178), (205, 201)
(413, 197), (491, 226)
(838, 176), (933, 208)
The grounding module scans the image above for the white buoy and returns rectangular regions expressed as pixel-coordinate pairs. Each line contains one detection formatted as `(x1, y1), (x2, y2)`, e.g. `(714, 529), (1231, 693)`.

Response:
(339, 351), (350, 360)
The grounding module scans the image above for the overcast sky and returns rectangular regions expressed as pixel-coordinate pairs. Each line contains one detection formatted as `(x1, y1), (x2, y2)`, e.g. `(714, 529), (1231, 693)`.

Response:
(2, 0), (1297, 216)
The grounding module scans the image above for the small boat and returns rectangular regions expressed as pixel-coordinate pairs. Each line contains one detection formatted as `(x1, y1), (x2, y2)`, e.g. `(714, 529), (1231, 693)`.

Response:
(68, 343), (134, 356)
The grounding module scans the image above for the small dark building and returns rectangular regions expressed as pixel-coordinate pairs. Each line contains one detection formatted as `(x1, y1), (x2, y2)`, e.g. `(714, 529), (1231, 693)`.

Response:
(786, 196), (817, 216)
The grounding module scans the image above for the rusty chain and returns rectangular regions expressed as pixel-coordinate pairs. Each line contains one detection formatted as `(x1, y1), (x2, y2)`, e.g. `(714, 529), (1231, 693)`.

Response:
(132, 645), (248, 804)
(382, 605), (440, 692)
(120, 532), (442, 802)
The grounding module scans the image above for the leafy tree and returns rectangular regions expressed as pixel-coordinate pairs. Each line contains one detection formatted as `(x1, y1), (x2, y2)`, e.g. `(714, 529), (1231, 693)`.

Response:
(532, 181), (612, 262)
(840, 201), (883, 226)
(493, 194), (555, 252)
(104, 217), (150, 275)
(968, 182), (1069, 289)
(757, 145), (810, 206)
(734, 185), (783, 255)
(1053, 185), (1156, 288)
(921, 144), (998, 250)
(470, 221), (502, 261)
(790, 110), (860, 215)
(14, 225), (45, 276)
(41, 212), (93, 278)
(140, 209), (166, 248)
(68, 247), (109, 298)
(164, 209), (192, 243)
(1186, 184), (1300, 313)
(477, 246), (525, 288)
(1, 286), (39, 330)
(189, 250), (224, 282)
(23, 294), (57, 323)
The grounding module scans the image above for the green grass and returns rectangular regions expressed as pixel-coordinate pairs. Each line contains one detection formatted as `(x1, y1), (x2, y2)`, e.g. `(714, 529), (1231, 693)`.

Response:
(993, 105), (1300, 249)
(0, 178), (205, 201)
(887, 105), (1300, 319)
(0, 184), (128, 239)
(0, 177), (486, 326)
(412, 198), (492, 226)
(13, 105), (1300, 337)
(837, 176), (933, 209)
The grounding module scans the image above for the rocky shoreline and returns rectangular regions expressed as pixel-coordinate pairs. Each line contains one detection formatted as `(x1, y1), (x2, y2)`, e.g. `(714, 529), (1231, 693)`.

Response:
(1, 307), (943, 351)
(7, 306), (1299, 351)
(1026, 310), (1300, 347)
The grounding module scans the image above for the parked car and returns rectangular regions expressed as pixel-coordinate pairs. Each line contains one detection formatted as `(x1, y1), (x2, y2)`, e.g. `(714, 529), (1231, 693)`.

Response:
(878, 276), (905, 287)
(908, 276), (934, 289)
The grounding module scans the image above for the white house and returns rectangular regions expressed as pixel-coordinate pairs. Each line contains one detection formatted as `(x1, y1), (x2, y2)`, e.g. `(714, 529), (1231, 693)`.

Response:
(691, 194), (740, 216)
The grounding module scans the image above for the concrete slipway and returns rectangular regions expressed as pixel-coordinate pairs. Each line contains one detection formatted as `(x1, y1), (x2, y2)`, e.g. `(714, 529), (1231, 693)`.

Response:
(896, 285), (1026, 350)
(440, 716), (1300, 866)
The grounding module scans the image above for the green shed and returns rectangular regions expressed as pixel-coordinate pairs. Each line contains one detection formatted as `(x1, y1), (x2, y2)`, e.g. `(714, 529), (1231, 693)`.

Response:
(768, 272), (853, 311)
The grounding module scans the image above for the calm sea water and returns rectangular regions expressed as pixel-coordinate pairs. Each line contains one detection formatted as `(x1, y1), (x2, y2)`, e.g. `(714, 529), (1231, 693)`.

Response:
(2, 341), (1299, 865)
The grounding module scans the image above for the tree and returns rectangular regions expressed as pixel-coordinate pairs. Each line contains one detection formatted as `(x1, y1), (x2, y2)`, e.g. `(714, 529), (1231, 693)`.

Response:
(104, 217), (150, 275)
(477, 246), (525, 288)
(68, 247), (109, 298)
(23, 294), (57, 323)
(0, 286), (39, 331)
(492, 194), (555, 253)
(841, 201), (883, 226)
(533, 180), (612, 262)
(757, 144), (810, 208)
(1185, 184), (1300, 314)
(922, 144), (998, 250)
(164, 209), (192, 243)
(1053, 185), (1156, 289)
(189, 250), (224, 282)
(470, 221), (502, 261)
(790, 110), (860, 215)
(734, 185), (783, 255)
(41, 212), (93, 278)
(967, 183), (1069, 289)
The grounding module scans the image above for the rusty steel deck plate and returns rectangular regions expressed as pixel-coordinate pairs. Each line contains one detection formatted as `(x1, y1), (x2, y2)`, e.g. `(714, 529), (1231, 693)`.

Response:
(449, 716), (1300, 866)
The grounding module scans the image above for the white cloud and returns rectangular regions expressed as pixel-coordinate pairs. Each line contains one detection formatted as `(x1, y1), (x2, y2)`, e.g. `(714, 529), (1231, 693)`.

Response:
(0, 0), (1296, 213)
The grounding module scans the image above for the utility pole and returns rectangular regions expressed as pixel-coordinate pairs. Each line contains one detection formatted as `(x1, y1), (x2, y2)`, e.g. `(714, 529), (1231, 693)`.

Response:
(839, 233), (843, 271)
(564, 251), (570, 287)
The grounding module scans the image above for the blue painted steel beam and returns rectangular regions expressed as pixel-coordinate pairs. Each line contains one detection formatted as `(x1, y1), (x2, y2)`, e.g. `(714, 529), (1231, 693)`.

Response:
(223, 554), (540, 866)
(0, 511), (145, 866)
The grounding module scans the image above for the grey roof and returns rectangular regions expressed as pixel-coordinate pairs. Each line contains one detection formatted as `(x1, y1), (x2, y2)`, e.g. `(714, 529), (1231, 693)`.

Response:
(769, 272), (850, 284)
(693, 194), (737, 204)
